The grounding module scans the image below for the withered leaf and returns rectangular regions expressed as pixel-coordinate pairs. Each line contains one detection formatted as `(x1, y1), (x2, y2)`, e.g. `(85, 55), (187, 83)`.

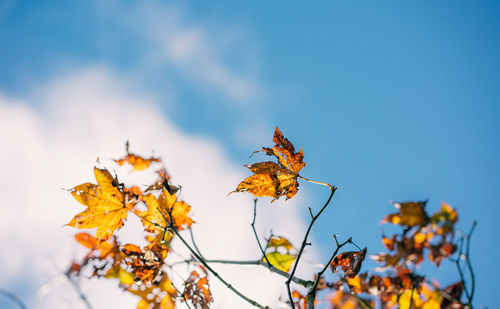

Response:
(233, 127), (306, 201)
(184, 270), (213, 309)
(331, 247), (367, 279)
(122, 244), (163, 283)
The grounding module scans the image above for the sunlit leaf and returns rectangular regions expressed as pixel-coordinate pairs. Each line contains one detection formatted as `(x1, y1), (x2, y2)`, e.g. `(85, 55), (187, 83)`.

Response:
(67, 167), (130, 241)
(232, 127), (305, 201)
(114, 141), (161, 171)
(142, 189), (194, 232)
(330, 247), (367, 279)
(265, 251), (297, 273)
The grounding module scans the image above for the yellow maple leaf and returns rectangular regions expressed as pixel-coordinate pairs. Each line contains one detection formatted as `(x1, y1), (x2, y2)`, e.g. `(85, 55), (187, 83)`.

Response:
(233, 127), (306, 201)
(142, 189), (193, 232)
(67, 167), (130, 241)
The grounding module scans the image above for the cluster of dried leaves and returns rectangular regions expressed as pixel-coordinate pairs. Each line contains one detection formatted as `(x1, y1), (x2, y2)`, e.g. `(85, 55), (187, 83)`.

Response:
(290, 200), (473, 309)
(64, 128), (475, 309)
(67, 146), (210, 309)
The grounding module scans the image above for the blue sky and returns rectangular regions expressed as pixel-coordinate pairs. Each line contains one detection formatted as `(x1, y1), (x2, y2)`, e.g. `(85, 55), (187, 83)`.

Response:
(0, 1), (499, 308)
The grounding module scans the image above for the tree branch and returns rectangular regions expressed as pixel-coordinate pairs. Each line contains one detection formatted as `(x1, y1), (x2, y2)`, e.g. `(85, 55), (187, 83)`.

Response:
(65, 271), (93, 309)
(306, 235), (352, 309)
(163, 205), (271, 309)
(251, 199), (271, 266)
(286, 179), (337, 309)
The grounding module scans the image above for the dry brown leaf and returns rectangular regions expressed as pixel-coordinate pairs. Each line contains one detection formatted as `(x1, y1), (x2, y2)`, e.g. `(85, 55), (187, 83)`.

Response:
(233, 127), (305, 201)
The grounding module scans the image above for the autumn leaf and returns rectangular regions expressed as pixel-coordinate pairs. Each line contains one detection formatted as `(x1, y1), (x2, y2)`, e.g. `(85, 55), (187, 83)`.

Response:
(233, 126), (305, 201)
(267, 235), (294, 250)
(128, 274), (177, 309)
(122, 244), (163, 283)
(330, 247), (367, 279)
(114, 141), (161, 171)
(264, 251), (297, 273)
(264, 235), (297, 272)
(142, 189), (194, 232)
(74, 232), (114, 258)
(430, 202), (458, 235)
(105, 267), (135, 286)
(382, 201), (429, 227)
(67, 167), (130, 241)
(184, 270), (213, 309)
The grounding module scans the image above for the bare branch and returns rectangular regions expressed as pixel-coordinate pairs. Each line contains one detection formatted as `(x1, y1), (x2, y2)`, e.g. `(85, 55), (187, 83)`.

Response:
(65, 271), (93, 309)
(165, 203), (271, 309)
(286, 180), (337, 309)
(251, 199), (271, 266)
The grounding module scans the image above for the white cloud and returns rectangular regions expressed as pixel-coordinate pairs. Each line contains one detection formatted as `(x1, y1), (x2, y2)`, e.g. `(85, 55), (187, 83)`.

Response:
(94, 1), (262, 104)
(0, 67), (317, 309)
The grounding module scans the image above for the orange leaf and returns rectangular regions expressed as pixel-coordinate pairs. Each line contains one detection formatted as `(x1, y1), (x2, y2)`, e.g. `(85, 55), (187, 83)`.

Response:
(114, 141), (161, 171)
(331, 247), (367, 279)
(142, 189), (193, 232)
(233, 127), (305, 201)
(74, 232), (114, 258)
(184, 270), (212, 309)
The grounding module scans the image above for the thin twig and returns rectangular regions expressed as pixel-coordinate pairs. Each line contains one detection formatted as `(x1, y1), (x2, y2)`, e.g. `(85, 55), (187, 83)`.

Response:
(465, 221), (477, 308)
(353, 294), (372, 309)
(409, 284), (415, 309)
(285, 181), (337, 309)
(306, 235), (352, 309)
(454, 236), (471, 303)
(171, 258), (311, 287)
(189, 227), (205, 260)
(251, 199), (271, 266)
(163, 205), (270, 308)
(0, 289), (26, 309)
(65, 272), (93, 309)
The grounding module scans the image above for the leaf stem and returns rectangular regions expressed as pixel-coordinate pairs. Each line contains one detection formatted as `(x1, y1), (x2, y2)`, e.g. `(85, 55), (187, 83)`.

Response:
(298, 176), (333, 191)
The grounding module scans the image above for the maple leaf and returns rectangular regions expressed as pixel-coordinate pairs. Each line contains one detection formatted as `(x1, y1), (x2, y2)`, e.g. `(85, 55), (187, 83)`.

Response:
(330, 247), (367, 279)
(114, 141), (161, 171)
(142, 189), (194, 232)
(233, 126), (305, 201)
(122, 243), (163, 283)
(67, 167), (130, 242)
(184, 270), (213, 309)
